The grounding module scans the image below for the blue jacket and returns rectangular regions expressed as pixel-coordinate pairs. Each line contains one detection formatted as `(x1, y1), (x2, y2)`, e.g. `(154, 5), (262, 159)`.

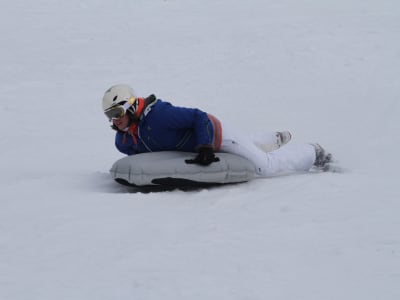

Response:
(115, 99), (222, 155)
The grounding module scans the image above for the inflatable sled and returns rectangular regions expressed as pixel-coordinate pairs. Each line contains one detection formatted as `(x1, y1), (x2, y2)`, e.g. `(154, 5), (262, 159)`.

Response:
(110, 151), (257, 188)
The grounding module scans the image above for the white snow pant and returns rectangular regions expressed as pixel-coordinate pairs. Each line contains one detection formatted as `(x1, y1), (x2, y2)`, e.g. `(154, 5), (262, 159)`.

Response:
(220, 126), (316, 177)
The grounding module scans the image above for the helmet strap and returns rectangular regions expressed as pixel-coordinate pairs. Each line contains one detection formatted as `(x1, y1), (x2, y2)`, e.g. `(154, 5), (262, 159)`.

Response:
(126, 98), (146, 135)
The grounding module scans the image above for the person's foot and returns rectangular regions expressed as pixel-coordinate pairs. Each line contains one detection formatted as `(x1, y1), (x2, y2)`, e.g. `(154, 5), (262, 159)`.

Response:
(313, 144), (333, 167)
(276, 131), (292, 147)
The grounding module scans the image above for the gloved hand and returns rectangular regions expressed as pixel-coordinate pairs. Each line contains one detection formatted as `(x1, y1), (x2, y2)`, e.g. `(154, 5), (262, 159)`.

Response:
(185, 146), (220, 166)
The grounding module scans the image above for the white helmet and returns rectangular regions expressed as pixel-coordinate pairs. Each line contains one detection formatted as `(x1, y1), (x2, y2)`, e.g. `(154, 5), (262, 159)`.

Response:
(102, 84), (136, 120)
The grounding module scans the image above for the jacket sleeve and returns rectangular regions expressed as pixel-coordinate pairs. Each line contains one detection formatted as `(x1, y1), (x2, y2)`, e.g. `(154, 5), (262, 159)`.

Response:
(115, 132), (136, 155)
(161, 102), (214, 148)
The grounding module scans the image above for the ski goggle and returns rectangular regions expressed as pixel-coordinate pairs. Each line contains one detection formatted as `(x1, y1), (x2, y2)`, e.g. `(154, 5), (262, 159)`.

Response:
(104, 97), (136, 121)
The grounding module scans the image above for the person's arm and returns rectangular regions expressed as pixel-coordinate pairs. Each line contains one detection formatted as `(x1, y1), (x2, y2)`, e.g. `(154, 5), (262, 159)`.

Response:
(160, 103), (220, 166)
(162, 103), (214, 146)
(115, 132), (136, 155)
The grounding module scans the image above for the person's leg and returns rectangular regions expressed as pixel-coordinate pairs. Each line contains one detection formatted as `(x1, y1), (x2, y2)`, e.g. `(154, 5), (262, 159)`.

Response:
(220, 126), (315, 177)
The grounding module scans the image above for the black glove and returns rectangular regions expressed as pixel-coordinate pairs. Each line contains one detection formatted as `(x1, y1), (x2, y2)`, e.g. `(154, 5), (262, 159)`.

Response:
(185, 146), (220, 166)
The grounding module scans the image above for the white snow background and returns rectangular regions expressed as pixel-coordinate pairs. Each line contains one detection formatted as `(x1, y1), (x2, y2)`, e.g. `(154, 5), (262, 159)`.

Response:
(1, 0), (400, 299)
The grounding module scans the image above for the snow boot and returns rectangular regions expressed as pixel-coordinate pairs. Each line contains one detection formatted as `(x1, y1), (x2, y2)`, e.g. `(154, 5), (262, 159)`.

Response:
(277, 131), (292, 148)
(255, 131), (292, 153)
(313, 144), (333, 168)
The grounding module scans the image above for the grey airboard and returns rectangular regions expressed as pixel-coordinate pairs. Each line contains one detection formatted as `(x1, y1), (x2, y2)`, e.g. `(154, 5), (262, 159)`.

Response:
(110, 151), (256, 187)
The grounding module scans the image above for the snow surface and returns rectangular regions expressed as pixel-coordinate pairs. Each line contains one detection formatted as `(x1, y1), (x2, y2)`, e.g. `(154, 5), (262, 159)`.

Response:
(1, 0), (400, 299)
